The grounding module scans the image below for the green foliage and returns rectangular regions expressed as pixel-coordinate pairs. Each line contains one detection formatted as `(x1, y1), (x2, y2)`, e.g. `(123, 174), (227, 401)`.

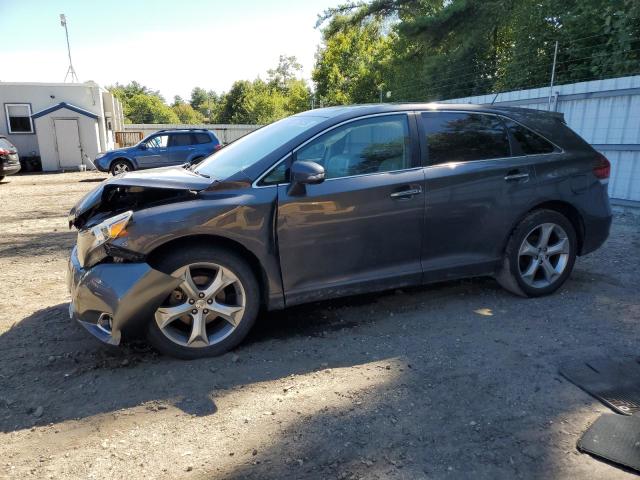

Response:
(172, 103), (205, 124)
(215, 56), (311, 124)
(313, 17), (392, 105)
(267, 55), (303, 90)
(125, 94), (179, 124)
(107, 56), (311, 125)
(315, 0), (640, 103)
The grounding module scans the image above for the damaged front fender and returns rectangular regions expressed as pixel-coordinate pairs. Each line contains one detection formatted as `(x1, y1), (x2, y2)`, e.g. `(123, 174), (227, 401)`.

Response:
(68, 247), (183, 345)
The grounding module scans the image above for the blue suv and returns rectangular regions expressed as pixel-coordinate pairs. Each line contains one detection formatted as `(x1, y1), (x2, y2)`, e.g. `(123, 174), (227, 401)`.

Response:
(95, 129), (221, 175)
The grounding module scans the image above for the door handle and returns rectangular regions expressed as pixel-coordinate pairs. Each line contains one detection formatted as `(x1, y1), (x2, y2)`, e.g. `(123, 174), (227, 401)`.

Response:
(504, 172), (529, 181)
(390, 187), (422, 199)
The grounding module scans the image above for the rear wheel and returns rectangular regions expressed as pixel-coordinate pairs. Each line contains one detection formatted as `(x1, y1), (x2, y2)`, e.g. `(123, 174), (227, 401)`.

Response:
(0, 176), (4, 182)
(146, 246), (260, 359)
(110, 159), (133, 175)
(497, 209), (577, 297)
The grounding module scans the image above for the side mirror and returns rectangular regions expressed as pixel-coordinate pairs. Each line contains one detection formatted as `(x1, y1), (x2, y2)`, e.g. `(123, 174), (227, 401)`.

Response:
(138, 143), (147, 150)
(288, 161), (325, 196)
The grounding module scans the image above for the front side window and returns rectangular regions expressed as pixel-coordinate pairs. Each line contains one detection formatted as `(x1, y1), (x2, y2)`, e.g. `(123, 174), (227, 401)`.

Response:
(504, 119), (555, 155)
(422, 112), (510, 164)
(5, 104), (33, 133)
(146, 134), (169, 149)
(260, 161), (288, 186)
(296, 115), (412, 179)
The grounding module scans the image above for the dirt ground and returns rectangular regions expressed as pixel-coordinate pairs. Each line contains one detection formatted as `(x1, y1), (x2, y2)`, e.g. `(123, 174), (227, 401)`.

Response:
(1, 171), (639, 480)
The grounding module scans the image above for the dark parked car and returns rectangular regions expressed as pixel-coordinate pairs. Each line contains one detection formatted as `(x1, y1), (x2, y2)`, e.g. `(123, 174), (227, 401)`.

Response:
(68, 104), (611, 359)
(95, 128), (222, 175)
(0, 135), (21, 182)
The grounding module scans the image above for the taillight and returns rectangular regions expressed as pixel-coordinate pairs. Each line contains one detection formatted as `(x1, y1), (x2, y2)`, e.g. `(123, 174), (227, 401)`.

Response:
(214, 144), (223, 151)
(0, 149), (9, 156)
(593, 153), (611, 180)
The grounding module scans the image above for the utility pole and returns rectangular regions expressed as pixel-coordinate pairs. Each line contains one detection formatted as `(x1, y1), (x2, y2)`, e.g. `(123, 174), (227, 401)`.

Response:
(60, 14), (79, 83)
(548, 40), (559, 111)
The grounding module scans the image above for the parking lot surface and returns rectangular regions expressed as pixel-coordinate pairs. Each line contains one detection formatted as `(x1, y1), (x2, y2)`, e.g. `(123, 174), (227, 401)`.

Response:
(1, 172), (639, 479)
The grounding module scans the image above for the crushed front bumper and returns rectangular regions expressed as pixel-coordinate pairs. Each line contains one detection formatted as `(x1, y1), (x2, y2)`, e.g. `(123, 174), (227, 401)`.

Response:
(67, 246), (183, 345)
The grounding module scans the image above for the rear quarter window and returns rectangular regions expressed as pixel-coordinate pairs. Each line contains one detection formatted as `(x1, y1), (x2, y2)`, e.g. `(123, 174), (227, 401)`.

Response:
(193, 133), (213, 144)
(504, 119), (556, 155)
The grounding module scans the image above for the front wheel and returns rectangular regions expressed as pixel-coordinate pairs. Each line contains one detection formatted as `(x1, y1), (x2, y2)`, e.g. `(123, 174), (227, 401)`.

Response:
(497, 209), (577, 297)
(110, 159), (133, 175)
(146, 246), (260, 359)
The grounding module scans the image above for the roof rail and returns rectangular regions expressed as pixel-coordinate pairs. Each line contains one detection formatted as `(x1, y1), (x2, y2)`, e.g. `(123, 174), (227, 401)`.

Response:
(155, 128), (210, 133)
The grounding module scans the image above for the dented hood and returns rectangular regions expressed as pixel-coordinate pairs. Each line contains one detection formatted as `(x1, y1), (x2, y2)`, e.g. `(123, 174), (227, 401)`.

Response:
(69, 166), (213, 229)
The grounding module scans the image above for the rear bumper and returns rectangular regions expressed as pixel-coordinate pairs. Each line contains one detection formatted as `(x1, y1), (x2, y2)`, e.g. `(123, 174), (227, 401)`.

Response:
(0, 163), (21, 176)
(581, 212), (612, 255)
(579, 185), (613, 255)
(67, 246), (183, 345)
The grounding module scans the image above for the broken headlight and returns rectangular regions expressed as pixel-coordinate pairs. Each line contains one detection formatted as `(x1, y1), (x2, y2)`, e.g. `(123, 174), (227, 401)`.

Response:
(90, 210), (133, 247)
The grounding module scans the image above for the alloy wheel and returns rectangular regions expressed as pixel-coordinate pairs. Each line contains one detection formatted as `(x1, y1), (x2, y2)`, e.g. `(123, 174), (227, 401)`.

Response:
(113, 162), (130, 175)
(517, 222), (570, 289)
(155, 262), (246, 348)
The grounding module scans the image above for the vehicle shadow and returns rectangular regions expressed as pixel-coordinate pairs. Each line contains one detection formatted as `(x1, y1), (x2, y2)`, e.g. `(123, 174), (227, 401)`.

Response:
(0, 278), (491, 433)
(0, 230), (75, 258)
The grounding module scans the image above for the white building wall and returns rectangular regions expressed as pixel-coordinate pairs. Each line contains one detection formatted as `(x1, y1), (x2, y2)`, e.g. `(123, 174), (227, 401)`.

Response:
(0, 81), (124, 169)
(442, 75), (640, 203)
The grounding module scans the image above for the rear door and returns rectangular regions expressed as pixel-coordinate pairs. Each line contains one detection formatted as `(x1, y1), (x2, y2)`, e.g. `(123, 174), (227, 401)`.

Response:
(168, 133), (195, 164)
(419, 111), (538, 280)
(275, 113), (425, 304)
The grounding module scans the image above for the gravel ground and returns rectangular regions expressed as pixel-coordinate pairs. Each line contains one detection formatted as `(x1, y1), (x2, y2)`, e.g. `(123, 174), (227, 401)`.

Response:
(1, 171), (639, 480)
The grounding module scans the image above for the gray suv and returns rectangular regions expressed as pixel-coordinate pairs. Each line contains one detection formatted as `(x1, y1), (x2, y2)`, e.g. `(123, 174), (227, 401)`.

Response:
(68, 104), (612, 359)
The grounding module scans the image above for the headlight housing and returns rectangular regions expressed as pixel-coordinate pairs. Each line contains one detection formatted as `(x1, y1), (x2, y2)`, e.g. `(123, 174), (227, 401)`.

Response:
(90, 210), (133, 247)
(95, 152), (106, 160)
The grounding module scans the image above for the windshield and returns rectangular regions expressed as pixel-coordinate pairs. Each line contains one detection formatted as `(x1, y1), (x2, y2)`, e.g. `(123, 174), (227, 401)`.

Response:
(194, 115), (325, 180)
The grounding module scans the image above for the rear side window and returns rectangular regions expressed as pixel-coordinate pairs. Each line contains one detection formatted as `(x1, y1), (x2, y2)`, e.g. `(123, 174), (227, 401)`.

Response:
(504, 119), (555, 155)
(193, 133), (213, 144)
(422, 112), (510, 164)
(170, 133), (193, 147)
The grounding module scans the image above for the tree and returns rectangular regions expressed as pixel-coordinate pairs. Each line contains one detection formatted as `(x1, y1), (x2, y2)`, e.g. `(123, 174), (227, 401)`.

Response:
(215, 56), (311, 124)
(190, 87), (219, 119)
(313, 17), (392, 105)
(125, 94), (179, 124)
(315, 0), (640, 102)
(172, 103), (205, 124)
(108, 81), (165, 104)
(267, 55), (304, 91)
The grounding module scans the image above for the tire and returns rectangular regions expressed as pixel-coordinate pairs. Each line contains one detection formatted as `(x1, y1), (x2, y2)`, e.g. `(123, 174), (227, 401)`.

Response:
(0, 176), (4, 182)
(191, 156), (205, 165)
(146, 245), (260, 359)
(110, 159), (133, 175)
(496, 209), (577, 297)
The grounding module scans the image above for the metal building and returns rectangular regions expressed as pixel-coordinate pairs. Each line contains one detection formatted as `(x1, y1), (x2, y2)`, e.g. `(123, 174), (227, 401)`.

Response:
(443, 75), (640, 205)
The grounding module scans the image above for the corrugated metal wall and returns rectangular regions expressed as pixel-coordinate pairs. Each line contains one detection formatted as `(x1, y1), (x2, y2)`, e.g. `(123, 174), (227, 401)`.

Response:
(123, 123), (261, 145)
(442, 75), (640, 203)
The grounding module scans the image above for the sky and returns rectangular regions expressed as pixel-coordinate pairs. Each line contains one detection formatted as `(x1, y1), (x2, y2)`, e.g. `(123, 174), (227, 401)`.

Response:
(0, 0), (343, 101)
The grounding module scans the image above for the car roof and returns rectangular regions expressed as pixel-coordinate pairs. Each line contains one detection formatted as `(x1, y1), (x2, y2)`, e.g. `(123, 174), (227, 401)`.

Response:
(297, 102), (564, 123)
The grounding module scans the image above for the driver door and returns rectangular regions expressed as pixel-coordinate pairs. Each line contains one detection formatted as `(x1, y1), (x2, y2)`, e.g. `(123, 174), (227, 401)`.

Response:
(137, 134), (169, 168)
(275, 113), (425, 305)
